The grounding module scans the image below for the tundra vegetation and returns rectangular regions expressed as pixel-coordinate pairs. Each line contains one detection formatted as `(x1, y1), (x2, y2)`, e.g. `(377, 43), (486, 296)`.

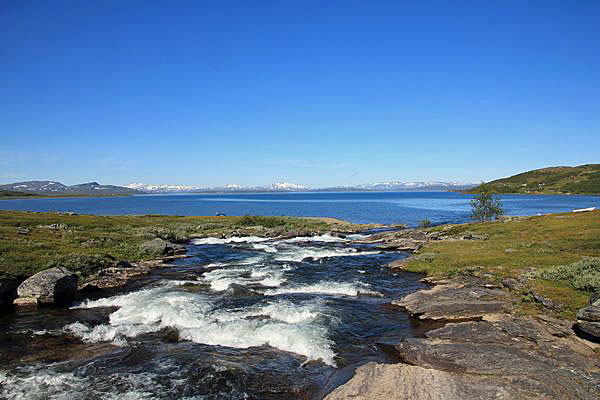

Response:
(402, 210), (600, 318)
(0, 211), (371, 279)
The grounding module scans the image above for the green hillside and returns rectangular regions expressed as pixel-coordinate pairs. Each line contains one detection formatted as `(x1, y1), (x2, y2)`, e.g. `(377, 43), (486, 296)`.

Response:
(466, 164), (600, 194)
(0, 190), (39, 198)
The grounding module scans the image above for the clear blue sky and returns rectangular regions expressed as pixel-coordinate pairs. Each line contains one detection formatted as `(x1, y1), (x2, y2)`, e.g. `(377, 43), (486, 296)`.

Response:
(1, 1), (599, 187)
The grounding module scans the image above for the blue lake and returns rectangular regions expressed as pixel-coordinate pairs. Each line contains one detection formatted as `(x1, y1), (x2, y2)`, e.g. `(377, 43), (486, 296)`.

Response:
(1, 191), (598, 226)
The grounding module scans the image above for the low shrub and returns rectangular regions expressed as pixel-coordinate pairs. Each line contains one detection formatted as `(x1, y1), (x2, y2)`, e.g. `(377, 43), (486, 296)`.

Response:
(537, 257), (600, 292)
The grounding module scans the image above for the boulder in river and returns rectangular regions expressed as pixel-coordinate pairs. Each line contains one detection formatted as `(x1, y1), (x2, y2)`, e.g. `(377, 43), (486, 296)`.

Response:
(139, 238), (186, 256)
(15, 267), (79, 306)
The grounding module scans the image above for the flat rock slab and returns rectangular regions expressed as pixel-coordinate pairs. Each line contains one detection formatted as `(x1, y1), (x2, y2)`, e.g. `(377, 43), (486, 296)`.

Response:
(393, 282), (511, 321)
(399, 318), (600, 398)
(325, 362), (519, 400)
(329, 316), (600, 399)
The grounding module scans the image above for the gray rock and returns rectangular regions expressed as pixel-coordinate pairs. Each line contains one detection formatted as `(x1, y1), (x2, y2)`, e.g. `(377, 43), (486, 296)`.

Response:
(590, 292), (600, 305)
(16, 267), (78, 305)
(139, 238), (185, 256)
(325, 362), (517, 400)
(17, 227), (30, 235)
(461, 231), (488, 240)
(575, 321), (600, 342)
(577, 305), (600, 322)
(0, 278), (20, 309)
(501, 277), (524, 291)
(392, 282), (510, 321)
(528, 290), (563, 311)
(387, 318), (600, 399)
(37, 223), (69, 230)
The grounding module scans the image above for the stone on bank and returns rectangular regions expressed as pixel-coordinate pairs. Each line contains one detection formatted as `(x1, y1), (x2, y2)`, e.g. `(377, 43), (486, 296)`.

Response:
(15, 267), (79, 306)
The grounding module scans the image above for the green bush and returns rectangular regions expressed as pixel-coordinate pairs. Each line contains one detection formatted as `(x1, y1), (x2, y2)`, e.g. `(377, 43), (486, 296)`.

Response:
(537, 257), (600, 292)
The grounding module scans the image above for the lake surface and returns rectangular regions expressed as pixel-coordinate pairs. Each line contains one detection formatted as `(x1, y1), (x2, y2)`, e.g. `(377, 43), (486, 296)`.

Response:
(1, 191), (599, 226)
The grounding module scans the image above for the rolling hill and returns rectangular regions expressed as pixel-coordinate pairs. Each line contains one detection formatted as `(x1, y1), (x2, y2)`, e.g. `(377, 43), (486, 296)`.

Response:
(0, 181), (143, 195)
(465, 164), (600, 194)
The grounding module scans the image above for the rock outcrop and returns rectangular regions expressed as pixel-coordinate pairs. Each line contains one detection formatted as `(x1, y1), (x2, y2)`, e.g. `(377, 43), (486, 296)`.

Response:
(79, 256), (186, 291)
(329, 279), (600, 399)
(576, 302), (600, 342)
(392, 280), (510, 321)
(139, 238), (186, 256)
(15, 267), (78, 306)
(357, 226), (487, 254)
(325, 362), (515, 400)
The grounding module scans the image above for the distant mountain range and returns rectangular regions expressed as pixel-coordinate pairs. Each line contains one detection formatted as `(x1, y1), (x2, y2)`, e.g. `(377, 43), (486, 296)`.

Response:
(0, 180), (480, 196)
(0, 181), (143, 195)
(465, 164), (600, 194)
(126, 181), (310, 193)
(126, 181), (478, 193)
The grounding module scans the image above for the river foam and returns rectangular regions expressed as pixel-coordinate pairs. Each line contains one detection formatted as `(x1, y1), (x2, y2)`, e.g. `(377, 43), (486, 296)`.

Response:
(191, 236), (269, 245)
(67, 286), (337, 366)
(264, 281), (381, 297)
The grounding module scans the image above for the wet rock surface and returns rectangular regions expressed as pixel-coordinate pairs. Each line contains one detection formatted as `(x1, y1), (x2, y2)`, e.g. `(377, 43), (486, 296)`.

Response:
(330, 279), (600, 399)
(80, 255), (188, 291)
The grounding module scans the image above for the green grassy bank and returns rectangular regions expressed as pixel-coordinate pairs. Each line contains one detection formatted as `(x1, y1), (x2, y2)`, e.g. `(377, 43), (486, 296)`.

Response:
(403, 211), (600, 318)
(0, 211), (371, 279)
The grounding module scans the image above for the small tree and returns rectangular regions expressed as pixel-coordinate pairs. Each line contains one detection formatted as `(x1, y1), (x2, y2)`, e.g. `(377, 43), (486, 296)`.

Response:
(470, 192), (504, 221)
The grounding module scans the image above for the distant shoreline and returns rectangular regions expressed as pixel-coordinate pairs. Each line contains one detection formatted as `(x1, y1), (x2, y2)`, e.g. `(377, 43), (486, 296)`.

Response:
(0, 193), (132, 200)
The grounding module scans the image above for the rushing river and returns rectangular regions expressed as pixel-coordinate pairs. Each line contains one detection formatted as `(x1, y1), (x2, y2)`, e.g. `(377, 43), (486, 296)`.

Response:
(0, 234), (426, 399)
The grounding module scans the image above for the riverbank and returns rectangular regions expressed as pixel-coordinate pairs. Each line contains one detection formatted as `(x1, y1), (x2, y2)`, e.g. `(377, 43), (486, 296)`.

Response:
(0, 210), (378, 307)
(329, 210), (600, 398)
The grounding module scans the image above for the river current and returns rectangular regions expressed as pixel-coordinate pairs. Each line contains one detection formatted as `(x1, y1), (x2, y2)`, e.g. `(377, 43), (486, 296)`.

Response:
(0, 233), (426, 399)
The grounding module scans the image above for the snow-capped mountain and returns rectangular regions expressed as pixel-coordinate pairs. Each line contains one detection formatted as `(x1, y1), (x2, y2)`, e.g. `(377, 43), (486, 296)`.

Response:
(0, 181), (142, 195)
(356, 181), (480, 190)
(126, 182), (309, 193)
(271, 182), (308, 191)
(3, 181), (69, 193)
(126, 183), (206, 193)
